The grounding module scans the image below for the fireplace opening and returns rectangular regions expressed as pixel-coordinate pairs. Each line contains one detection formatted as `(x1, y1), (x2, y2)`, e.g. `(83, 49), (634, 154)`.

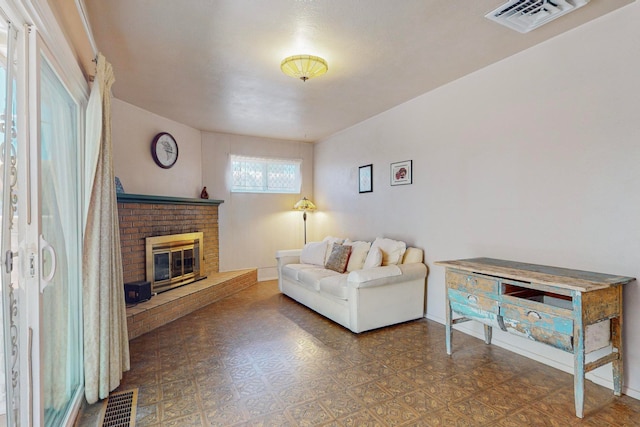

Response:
(146, 232), (205, 293)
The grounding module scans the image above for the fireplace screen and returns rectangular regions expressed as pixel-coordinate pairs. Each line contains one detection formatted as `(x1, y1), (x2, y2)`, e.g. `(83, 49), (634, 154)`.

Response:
(146, 232), (204, 293)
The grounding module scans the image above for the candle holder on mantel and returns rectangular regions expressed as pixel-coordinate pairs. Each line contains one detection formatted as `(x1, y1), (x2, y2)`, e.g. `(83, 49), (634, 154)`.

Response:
(200, 187), (209, 199)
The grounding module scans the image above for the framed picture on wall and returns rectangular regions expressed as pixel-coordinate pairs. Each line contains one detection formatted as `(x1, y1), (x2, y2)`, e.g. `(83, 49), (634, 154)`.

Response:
(359, 164), (373, 193)
(391, 160), (412, 186)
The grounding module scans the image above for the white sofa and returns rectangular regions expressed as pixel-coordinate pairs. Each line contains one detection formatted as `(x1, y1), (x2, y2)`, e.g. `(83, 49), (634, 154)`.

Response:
(276, 237), (428, 333)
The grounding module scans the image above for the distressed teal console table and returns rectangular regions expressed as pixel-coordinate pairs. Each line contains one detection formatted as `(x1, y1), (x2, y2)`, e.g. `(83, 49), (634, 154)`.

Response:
(435, 258), (634, 418)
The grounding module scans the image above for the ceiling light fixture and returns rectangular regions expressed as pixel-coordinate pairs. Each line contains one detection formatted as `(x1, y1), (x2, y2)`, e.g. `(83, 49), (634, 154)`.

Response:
(281, 55), (328, 82)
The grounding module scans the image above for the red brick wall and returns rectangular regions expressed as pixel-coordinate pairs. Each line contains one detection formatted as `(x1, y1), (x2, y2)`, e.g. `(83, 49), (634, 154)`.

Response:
(117, 202), (219, 284)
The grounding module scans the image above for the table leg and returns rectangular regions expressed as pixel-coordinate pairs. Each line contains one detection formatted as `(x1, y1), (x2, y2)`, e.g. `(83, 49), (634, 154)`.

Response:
(612, 287), (624, 396)
(484, 324), (492, 345)
(573, 293), (585, 418)
(446, 292), (452, 355)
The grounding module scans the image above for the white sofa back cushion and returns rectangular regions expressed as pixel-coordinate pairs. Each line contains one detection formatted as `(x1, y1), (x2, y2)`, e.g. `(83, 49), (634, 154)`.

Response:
(402, 247), (424, 264)
(367, 237), (407, 266)
(300, 241), (327, 266)
(362, 246), (383, 269)
(344, 241), (371, 272)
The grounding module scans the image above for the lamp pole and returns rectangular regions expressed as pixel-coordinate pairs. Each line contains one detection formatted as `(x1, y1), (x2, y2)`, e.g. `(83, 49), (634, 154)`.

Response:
(303, 210), (308, 244)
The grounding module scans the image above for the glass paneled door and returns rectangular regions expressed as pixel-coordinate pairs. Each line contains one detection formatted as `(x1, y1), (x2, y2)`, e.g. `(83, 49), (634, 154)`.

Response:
(28, 34), (84, 426)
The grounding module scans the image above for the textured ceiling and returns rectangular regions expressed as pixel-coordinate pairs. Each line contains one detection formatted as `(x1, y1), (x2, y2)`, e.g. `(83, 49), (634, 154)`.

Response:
(83, 0), (632, 142)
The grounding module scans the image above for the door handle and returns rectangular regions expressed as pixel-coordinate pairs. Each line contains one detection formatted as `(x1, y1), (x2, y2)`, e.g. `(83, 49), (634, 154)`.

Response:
(39, 234), (56, 292)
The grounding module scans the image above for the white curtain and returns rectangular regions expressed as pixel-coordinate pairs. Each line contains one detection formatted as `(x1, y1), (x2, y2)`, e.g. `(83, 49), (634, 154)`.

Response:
(83, 53), (130, 404)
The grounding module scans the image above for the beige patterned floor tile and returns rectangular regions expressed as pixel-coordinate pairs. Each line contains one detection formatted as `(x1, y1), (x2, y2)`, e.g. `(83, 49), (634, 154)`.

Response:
(242, 391), (285, 418)
(160, 378), (197, 400)
(246, 410), (296, 427)
(401, 389), (448, 415)
(318, 391), (365, 418)
(135, 404), (160, 426)
(333, 366), (376, 387)
(497, 406), (569, 427)
(448, 397), (506, 425)
(338, 408), (386, 427)
(159, 394), (201, 422)
(204, 399), (249, 426)
(418, 408), (477, 427)
(369, 397), (421, 426)
(160, 411), (205, 426)
(375, 375), (420, 397)
(287, 399), (335, 426)
(348, 381), (394, 406)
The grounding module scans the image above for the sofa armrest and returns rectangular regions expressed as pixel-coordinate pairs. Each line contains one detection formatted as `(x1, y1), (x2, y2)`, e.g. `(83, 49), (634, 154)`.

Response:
(276, 249), (302, 267)
(348, 263), (427, 289)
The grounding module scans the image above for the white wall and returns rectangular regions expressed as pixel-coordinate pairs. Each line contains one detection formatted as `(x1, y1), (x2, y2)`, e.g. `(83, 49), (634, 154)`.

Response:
(111, 98), (203, 198)
(201, 132), (314, 279)
(314, 3), (640, 398)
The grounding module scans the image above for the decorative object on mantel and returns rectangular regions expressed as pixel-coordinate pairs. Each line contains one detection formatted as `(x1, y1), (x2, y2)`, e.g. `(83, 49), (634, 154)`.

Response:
(293, 197), (317, 244)
(359, 164), (373, 193)
(151, 132), (178, 168)
(281, 55), (328, 82)
(390, 160), (412, 186)
(200, 186), (209, 199)
(115, 176), (125, 193)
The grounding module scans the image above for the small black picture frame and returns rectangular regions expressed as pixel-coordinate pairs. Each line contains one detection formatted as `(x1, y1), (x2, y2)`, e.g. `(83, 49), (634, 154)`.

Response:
(359, 164), (373, 193)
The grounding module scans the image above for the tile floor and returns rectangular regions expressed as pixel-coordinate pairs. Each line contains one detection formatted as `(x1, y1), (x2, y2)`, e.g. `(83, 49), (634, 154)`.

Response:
(76, 280), (640, 426)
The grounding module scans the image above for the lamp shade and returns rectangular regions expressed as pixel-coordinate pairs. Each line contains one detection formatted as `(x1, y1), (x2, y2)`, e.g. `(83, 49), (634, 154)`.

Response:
(293, 197), (316, 211)
(281, 55), (328, 82)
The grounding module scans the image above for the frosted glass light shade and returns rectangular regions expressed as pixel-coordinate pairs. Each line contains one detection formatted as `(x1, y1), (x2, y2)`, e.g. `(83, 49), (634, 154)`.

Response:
(281, 55), (328, 82)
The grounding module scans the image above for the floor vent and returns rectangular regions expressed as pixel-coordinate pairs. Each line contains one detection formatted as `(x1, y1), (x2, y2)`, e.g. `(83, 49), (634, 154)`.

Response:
(485, 0), (589, 33)
(99, 389), (138, 427)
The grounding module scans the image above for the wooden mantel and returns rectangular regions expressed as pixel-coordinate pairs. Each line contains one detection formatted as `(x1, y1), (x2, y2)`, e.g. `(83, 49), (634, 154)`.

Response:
(117, 193), (224, 206)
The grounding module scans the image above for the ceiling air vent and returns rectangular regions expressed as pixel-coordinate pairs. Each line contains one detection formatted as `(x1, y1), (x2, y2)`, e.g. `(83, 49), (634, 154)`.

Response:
(485, 0), (589, 33)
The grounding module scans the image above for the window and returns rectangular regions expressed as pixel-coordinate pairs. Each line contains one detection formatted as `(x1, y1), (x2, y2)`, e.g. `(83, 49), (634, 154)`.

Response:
(230, 155), (302, 193)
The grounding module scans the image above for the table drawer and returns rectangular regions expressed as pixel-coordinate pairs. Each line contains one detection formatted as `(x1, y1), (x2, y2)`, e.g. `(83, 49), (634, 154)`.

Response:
(500, 302), (573, 336)
(446, 270), (499, 294)
(448, 288), (499, 326)
(500, 301), (573, 352)
(502, 318), (574, 352)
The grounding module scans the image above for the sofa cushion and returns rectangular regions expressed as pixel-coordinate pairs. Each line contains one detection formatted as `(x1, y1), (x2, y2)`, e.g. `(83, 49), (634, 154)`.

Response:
(402, 247), (423, 264)
(319, 275), (349, 300)
(363, 246), (383, 269)
(325, 244), (352, 273)
(300, 241), (327, 266)
(297, 268), (343, 291)
(323, 236), (345, 263)
(369, 237), (407, 266)
(344, 241), (371, 272)
(281, 263), (320, 281)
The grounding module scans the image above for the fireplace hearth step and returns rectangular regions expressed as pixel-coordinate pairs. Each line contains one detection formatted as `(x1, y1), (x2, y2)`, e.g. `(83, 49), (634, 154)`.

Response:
(125, 269), (257, 339)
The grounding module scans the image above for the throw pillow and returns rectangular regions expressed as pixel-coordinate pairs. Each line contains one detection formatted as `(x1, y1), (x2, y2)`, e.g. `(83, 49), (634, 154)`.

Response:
(369, 237), (407, 266)
(300, 241), (327, 266)
(324, 244), (352, 273)
(323, 236), (345, 263)
(362, 246), (383, 269)
(344, 241), (371, 272)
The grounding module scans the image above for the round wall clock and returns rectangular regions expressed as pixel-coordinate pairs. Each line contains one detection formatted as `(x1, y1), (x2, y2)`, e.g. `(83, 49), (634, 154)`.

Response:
(151, 132), (178, 168)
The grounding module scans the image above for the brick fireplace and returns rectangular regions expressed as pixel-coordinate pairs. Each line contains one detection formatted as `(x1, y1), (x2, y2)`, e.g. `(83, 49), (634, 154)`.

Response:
(117, 193), (258, 339)
(117, 193), (222, 284)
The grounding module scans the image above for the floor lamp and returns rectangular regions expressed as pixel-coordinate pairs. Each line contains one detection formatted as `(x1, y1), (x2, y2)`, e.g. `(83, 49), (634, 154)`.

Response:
(293, 197), (317, 244)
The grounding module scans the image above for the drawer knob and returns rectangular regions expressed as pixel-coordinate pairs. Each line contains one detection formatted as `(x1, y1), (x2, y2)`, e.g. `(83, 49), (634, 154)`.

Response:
(527, 311), (542, 320)
(467, 295), (478, 304)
